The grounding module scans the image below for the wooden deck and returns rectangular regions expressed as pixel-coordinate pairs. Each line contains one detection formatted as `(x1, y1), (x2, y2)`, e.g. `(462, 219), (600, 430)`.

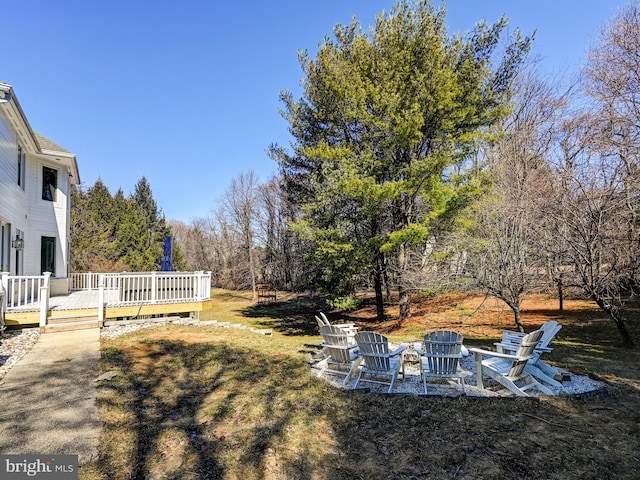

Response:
(2, 271), (213, 330)
(4, 289), (213, 328)
(51, 290), (100, 310)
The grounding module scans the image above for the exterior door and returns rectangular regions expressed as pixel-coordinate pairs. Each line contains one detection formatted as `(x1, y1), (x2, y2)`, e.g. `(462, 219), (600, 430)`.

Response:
(41, 236), (56, 275)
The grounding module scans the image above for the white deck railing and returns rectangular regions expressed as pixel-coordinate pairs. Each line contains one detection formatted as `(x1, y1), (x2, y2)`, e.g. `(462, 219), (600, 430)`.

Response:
(70, 272), (101, 291)
(0, 272), (51, 327)
(0, 272), (50, 309)
(97, 271), (212, 306)
(2, 271), (211, 327)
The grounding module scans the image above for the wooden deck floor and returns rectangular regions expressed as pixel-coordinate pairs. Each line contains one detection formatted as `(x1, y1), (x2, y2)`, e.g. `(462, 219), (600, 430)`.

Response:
(7, 290), (100, 312)
(50, 290), (100, 310)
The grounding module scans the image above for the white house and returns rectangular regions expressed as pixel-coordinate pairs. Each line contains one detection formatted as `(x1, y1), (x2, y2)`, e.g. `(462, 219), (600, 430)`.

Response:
(0, 81), (80, 295)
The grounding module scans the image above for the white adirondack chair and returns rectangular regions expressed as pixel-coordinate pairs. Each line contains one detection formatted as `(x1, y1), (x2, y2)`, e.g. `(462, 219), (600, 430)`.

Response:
(414, 330), (467, 395)
(354, 331), (408, 393)
(494, 321), (563, 387)
(317, 325), (362, 384)
(470, 329), (554, 396)
(315, 312), (358, 342)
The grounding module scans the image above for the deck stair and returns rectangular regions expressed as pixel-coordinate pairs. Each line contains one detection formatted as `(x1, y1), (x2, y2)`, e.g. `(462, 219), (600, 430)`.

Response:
(42, 311), (101, 333)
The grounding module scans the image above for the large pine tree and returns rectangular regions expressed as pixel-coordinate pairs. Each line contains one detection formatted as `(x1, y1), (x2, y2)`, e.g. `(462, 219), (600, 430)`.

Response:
(271, 0), (531, 320)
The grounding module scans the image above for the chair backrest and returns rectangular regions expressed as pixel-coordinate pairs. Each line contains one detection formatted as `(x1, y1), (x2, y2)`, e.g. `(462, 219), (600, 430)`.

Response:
(508, 329), (544, 378)
(538, 321), (562, 350)
(320, 325), (351, 347)
(320, 325), (354, 363)
(322, 344), (353, 363)
(422, 329), (463, 375)
(355, 331), (391, 372)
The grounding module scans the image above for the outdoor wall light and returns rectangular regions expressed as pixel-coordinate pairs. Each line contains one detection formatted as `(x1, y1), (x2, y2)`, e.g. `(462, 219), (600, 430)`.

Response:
(12, 236), (24, 250)
(0, 91), (11, 103)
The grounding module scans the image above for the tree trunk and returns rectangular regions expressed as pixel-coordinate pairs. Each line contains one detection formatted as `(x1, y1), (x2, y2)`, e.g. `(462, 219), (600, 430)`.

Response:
(513, 307), (524, 333)
(399, 286), (411, 320)
(398, 244), (411, 321)
(557, 274), (564, 312)
(500, 296), (524, 332)
(373, 258), (385, 321)
(593, 295), (635, 347)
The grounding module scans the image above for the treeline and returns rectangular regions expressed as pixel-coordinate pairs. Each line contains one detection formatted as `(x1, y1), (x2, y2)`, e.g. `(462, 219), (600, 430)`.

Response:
(172, 1), (639, 346)
(70, 176), (184, 272)
(169, 173), (306, 293)
(71, 2), (639, 346)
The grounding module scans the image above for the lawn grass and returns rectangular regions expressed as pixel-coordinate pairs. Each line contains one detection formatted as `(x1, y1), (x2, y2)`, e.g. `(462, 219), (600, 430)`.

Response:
(81, 289), (640, 479)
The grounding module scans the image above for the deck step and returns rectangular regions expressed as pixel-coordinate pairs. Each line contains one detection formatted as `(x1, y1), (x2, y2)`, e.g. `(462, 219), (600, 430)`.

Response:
(47, 313), (99, 325)
(42, 316), (101, 333)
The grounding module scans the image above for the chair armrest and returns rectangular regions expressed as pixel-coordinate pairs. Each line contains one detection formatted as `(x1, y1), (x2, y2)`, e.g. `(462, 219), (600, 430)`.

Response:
(469, 348), (525, 361)
(494, 341), (518, 354)
(413, 343), (425, 356)
(389, 343), (409, 357)
(321, 341), (358, 350)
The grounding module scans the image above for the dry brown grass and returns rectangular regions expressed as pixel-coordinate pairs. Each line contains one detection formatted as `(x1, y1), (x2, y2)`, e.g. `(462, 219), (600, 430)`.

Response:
(81, 289), (640, 479)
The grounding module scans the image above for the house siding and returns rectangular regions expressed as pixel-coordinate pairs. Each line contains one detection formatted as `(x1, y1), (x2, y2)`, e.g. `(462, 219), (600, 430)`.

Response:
(0, 112), (29, 232)
(0, 87), (77, 283)
(24, 157), (71, 278)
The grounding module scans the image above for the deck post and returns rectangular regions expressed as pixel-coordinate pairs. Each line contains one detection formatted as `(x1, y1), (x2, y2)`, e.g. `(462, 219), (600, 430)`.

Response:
(194, 271), (203, 301)
(39, 273), (51, 329)
(151, 272), (157, 304)
(0, 272), (8, 313)
(98, 274), (105, 324)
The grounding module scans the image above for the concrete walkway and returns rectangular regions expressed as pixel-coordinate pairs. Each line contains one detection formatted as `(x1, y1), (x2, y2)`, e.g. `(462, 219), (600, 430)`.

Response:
(0, 329), (101, 463)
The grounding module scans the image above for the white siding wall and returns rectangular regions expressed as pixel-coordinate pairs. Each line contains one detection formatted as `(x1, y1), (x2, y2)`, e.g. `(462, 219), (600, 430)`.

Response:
(0, 109), (70, 278)
(0, 111), (29, 233)
(24, 157), (70, 278)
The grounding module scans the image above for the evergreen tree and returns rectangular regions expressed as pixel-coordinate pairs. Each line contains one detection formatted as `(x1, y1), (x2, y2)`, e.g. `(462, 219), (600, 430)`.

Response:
(271, 0), (531, 319)
(70, 177), (179, 273)
(130, 176), (171, 271)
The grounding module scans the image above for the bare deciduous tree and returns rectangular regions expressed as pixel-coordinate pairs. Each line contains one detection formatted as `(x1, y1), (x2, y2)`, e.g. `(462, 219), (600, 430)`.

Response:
(463, 72), (563, 331)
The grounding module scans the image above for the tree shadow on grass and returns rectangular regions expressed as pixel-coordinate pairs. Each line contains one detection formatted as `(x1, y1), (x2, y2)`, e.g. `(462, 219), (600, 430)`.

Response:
(92, 325), (640, 479)
(241, 294), (329, 336)
(95, 331), (362, 479)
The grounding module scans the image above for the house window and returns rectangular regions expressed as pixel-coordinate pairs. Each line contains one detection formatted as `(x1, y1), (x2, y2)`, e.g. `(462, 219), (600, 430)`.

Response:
(42, 166), (57, 201)
(41, 236), (56, 275)
(17, 145), (26, 189)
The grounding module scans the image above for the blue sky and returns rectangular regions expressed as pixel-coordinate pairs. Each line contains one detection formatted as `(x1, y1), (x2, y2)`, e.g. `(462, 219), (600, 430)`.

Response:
(2, 0), (621, 221)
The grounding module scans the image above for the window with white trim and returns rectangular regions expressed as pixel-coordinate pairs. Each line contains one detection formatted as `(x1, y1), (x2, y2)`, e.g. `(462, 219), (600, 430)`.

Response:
(42, 166), (57, 201)
(17, 145), (25, 189)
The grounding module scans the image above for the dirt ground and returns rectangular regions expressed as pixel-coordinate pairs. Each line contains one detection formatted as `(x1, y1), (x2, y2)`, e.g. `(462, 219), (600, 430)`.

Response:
(334, 290), (630, 343)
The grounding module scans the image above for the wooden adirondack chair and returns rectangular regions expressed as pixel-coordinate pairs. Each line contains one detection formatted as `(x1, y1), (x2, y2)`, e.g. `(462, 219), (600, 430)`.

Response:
(315, 312), (358, 342)
(470, 330), (554, 396)
(317, 325), (361, 384)
(354, 331), (408, 393)
(414, 330), (467, 395)
(494, 321), (563, 387)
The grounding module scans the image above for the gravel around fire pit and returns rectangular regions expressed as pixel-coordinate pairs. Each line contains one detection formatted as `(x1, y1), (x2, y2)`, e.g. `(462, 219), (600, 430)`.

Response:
(310, 343), (606, 397)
